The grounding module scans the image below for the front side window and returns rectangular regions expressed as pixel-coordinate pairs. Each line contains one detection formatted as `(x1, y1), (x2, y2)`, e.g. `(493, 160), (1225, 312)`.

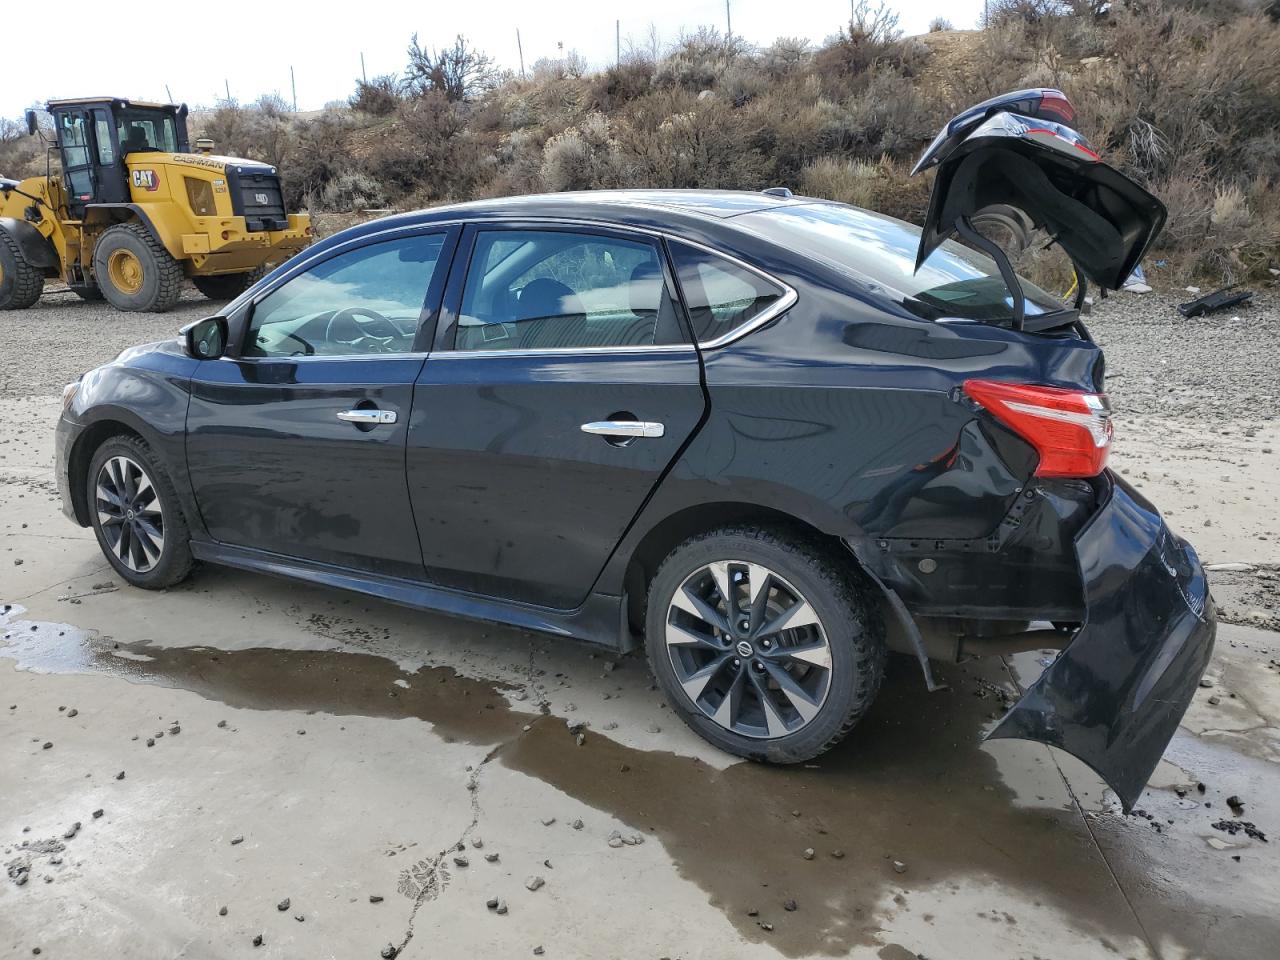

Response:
(93, 111), (115, 165)
(668, 242), (787, 344)
(246, 233), (445, 358)
(455, 229), (685, 351)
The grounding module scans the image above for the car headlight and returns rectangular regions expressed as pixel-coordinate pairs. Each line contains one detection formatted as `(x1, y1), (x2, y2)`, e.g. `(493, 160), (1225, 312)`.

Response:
(61, 379), (81, 412)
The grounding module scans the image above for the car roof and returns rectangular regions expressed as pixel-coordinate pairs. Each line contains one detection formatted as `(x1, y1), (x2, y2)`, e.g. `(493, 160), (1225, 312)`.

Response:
(316, 189), (831, 258)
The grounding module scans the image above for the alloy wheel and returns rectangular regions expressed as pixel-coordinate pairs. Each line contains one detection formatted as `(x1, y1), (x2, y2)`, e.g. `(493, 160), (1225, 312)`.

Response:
(665, 560), (834, 739)
(95, 455), (165, 573)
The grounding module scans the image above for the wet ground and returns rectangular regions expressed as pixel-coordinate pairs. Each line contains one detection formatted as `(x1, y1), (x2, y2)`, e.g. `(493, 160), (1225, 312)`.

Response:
(2, 289), (1279, 959)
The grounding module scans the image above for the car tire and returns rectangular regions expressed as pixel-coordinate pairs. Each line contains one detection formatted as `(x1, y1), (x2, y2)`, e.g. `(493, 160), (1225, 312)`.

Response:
(645, 525), (885, 764)
(87, 435), (194, 589)
(192, 264), (267, 301)
(93, 222), (184, 312)
(0, 230), (44, 310)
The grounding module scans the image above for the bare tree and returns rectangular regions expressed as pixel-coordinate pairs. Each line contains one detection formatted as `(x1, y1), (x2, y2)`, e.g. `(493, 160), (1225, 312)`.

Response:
(404, 34), (500, 102)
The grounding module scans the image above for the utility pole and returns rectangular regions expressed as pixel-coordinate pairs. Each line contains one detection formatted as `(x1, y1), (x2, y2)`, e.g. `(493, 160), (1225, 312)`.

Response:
(290, 66), (297, 111)
(516, 29), (526, 79)
(360, 52), (367, 84)
(616, 19), (620, 66)
(224, 79), (231, 104)
(725, 0), (732, 43)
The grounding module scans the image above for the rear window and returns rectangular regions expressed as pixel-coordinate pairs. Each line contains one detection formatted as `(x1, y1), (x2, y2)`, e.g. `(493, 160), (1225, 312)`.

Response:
(737, 203), (1067, 324)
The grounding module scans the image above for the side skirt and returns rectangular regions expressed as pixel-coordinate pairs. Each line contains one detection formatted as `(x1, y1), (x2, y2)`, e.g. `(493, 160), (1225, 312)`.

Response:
(188, 540), (625, 649)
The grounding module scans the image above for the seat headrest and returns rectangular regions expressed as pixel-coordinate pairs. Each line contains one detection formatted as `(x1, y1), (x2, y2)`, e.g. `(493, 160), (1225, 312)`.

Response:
(518, 278), (582, 321)
(629, 262), (665, 317)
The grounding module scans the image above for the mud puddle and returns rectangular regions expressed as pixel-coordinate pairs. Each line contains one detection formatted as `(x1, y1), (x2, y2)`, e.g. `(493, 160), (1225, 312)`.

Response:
(1, 605), (1169, 957)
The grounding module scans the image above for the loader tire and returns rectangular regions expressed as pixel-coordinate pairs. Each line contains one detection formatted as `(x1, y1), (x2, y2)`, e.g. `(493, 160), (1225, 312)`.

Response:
(0, 230), (44, 310)
(192, 264), (267, 301)
(93, 222), (184, 313)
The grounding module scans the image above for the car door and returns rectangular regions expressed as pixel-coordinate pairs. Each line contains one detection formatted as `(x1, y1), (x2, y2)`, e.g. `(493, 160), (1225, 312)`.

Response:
(407, 223), (706, 608)
(185, 226), (457, 581)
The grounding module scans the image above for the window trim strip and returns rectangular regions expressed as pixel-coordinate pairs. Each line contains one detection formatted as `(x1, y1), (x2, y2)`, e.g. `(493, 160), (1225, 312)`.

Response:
(234, 216), (798, 360)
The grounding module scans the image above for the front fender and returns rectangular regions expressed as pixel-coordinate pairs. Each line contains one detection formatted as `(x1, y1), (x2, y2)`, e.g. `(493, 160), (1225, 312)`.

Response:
(987, 474), (1215, 812)
(60, 345), (202, 536)
(0, 216), (59, 269)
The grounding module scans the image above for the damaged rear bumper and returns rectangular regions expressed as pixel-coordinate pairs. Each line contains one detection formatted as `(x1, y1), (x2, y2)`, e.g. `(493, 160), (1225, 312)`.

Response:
(987, 473), (1215, 811)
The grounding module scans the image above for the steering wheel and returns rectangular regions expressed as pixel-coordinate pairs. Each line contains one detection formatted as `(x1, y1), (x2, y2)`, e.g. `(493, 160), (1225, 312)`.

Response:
(325, 307), (401, 352)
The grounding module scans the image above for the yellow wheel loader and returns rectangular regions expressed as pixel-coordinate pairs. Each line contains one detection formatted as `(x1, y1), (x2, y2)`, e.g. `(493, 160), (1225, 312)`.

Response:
(0, 97), (312, 312)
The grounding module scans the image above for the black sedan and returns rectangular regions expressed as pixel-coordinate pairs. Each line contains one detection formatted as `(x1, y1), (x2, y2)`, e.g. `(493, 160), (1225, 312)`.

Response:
(55, 90), (1213, 810)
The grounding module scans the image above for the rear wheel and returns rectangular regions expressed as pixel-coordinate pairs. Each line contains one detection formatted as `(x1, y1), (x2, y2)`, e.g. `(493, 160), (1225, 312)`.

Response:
(0, 231), (44, 310)
(192, 265), (267, 301)
(87, 435), (193, 589)
(93, 223), (184, 312)
(645, 526), (885, 763)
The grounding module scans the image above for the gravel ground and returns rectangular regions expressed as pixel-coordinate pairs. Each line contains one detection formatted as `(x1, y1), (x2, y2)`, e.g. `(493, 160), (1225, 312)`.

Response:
(0, 283), (223, 398)
(1088, 287), (1280, 424)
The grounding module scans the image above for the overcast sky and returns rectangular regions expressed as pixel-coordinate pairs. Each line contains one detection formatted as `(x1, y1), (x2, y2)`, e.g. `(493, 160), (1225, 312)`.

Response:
(3, 0), (985, 118)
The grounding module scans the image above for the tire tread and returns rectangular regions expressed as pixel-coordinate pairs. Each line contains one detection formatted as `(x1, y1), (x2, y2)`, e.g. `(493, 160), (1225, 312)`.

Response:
(0, 231), (45, 310)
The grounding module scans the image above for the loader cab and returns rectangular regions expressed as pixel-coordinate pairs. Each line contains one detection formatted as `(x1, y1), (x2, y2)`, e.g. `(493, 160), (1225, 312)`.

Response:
(46, 98), (190, 218)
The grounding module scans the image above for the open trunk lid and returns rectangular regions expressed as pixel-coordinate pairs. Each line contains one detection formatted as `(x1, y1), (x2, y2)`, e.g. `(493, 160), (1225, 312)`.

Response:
(913, 90), (1166, 291)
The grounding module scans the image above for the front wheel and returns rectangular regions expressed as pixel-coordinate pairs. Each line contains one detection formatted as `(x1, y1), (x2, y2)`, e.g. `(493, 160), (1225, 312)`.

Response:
(92, 222), (184, 312)
(87, 435), (194, 589)
(645, 526), (885, 763)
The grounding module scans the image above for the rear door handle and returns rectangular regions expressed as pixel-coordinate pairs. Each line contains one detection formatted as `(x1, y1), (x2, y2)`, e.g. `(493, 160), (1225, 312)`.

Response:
(337, 408), (397, 425)
(581, 420), (664, 438)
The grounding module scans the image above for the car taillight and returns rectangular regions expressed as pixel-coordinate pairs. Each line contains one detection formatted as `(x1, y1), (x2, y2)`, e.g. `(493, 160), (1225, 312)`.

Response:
(963, 379), (1111, 478)
(1036, 91), (1076, 124)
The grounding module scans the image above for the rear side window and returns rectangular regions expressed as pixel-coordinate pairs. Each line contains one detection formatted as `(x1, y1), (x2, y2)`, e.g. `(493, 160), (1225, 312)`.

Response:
(668, 242), (787, 345)
(455, 229), (685, 351)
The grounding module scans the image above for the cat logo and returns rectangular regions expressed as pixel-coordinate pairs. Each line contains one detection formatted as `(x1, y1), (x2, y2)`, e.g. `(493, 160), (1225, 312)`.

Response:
(254, 192), (270, 205)
(131, 169), (159, 191)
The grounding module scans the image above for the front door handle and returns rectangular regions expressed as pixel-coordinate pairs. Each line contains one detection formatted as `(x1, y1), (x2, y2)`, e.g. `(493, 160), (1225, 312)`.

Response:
(337, 408), (397, 425)
(581, 420), (665, 439)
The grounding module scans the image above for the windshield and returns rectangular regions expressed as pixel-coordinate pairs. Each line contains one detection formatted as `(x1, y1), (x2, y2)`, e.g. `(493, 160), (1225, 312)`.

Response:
(738, 202), (1067, 324)
(116, 109), (179, 154)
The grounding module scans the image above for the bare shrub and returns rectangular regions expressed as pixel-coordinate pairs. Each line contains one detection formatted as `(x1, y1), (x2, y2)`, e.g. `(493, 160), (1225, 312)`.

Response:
(540, 114), (623, 192)
(532, 50), (589, 82)
(587, 60), (657, 111)
(760, 37), (812, 76)
(800, 157), (881, 207)
(320, 172), (388, 212)
(928, 17), (954, 31)
(653, 27), (750, 91)
(350, 75), (402, 116)
(405, 34), (501, 102)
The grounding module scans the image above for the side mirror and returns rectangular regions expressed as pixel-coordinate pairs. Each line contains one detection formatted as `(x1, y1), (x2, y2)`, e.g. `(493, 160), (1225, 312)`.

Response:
(182, 316), (229, 359)
(25, 110), (38, 136)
